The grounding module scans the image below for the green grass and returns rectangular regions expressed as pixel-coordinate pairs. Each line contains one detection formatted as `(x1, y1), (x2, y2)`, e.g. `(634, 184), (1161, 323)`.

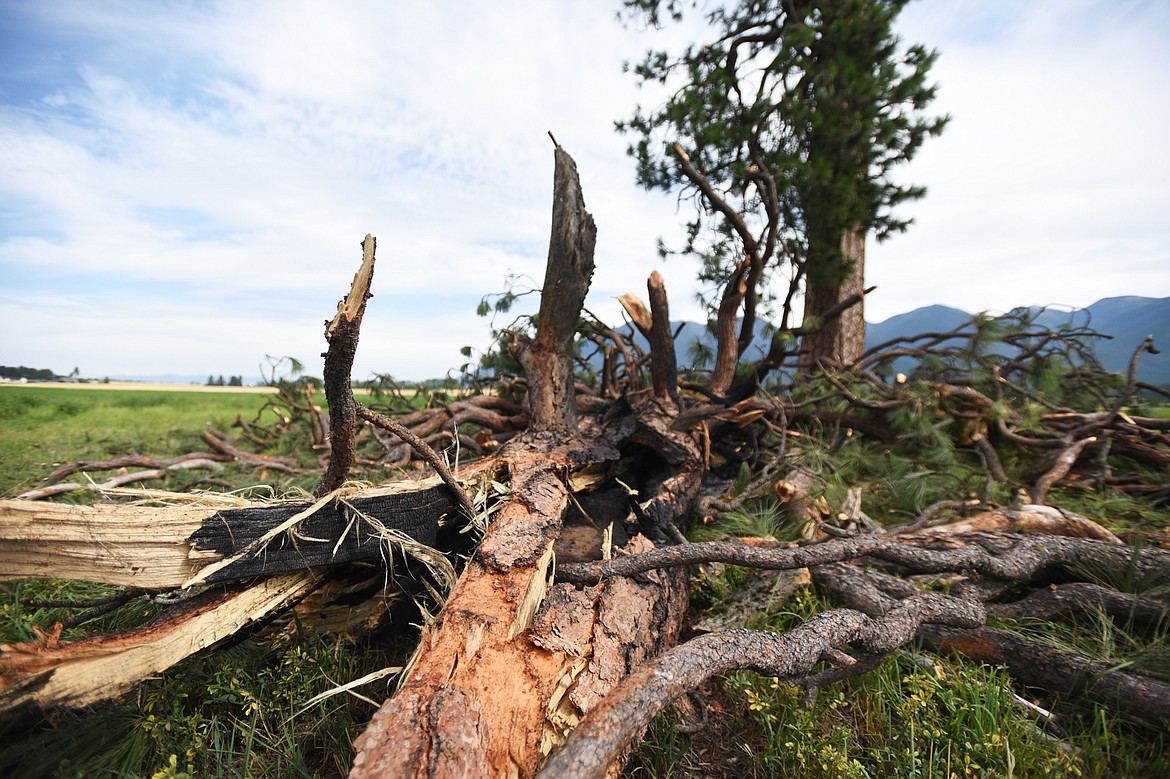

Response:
(0, 626), (412, 778)
(0, 387), (283, 497)
(0, 385), (437, 777)
(629, 587), (1169, 778)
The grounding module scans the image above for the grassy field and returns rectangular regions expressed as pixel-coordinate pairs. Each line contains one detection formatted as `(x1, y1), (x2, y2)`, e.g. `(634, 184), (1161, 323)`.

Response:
(0, 385), (279, 497)
(2, 385), (1167, 777)
(1, 384), (410, 777)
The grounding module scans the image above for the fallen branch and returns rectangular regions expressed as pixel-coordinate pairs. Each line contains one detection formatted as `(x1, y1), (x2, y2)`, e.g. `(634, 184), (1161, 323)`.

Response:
(355, 403), (476, 520)
(200, 429), (298, 473)
(38, 452), (230, 486)
(920, 624), (1170, 732)
(556, 533), (1170, 589)
(316, 234), (377, 497)
(987, 581), (1170, 627)
(0, 572), (319, 719)
(16, 469), (169, 501)
(539, 595), (984, 779)
(0, 479), (456, 588)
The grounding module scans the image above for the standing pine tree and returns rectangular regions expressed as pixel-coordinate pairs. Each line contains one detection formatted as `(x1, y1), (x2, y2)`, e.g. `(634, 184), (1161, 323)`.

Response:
(618, 0), (946, 382)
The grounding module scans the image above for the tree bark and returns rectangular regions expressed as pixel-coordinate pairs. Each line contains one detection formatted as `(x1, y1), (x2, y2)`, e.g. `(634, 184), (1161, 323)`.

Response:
(520, 146), (597, 434)
(800, 228), (867, 372)
(317, 235), (377, 496)
(646, 270), (678, 403)
(349, 147), (696, 778)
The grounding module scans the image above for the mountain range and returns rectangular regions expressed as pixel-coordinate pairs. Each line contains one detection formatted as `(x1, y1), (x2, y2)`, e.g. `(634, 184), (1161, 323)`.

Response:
(624, 296), (1169, 387)
(867, 296), (1169, 386)
(96, 296), (1167, 387)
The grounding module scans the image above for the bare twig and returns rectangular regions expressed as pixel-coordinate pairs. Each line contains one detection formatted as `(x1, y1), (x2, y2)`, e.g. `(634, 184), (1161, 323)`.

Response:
(356, 404), (476, 520)
(316, 235), (377, 497)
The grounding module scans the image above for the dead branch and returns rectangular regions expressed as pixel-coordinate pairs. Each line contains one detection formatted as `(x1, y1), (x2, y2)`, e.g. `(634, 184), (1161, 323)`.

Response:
(317, 235), (377, 496)
(555, 533), (1169, 590)
(1031, 437), (1097, 505)
(355, 403), (476, 520)
(16, 469), (169, 501)
(38, 452), (230, 486)
(919, 624), (1170, 732)
(539, 595), (984, 779)
(200, 429), (298, 473)
(986, 581), (1170, 627)
(893, 505), (1121, 544)
(709, 260), (748, 396)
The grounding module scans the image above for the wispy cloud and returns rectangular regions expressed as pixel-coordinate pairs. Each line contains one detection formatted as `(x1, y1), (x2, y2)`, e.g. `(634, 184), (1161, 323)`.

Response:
(1, 1), (1166, 377)
(868, 0), (1170, 321)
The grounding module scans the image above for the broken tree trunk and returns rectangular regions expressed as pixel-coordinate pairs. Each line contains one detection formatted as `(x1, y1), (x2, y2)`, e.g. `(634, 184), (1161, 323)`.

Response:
(318, 234), (377, 497)
(520, 143), (597, 434)
(350, 147), (696, 778)
(0, 572), (319, 721)
(0, 479), (457, 589)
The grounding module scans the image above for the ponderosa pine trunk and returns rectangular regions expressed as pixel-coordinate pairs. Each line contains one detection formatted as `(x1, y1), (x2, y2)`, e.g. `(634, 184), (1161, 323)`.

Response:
(800, 228), (867, 373)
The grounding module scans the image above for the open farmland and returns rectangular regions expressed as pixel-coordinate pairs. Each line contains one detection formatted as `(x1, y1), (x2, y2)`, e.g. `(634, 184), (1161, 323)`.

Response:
(0, 385), (279, 498)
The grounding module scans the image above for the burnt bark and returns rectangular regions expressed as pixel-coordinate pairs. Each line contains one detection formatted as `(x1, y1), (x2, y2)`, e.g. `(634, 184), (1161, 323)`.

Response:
(317, 235), (377, 496)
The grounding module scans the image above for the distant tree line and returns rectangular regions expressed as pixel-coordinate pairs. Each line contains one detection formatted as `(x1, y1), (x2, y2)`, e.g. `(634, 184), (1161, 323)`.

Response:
(206, 375), (245, 387)
(0, 365), (59, 381)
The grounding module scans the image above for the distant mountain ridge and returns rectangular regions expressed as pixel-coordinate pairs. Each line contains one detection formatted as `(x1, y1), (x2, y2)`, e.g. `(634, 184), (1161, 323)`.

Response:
(614, 296), (1168, 387)
(868, 296), (1169, 386)
(74, 296), (1169, 387)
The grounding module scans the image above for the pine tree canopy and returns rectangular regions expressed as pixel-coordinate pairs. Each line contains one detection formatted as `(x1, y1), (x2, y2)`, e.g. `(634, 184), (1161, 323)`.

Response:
(618, 0), (948, 308)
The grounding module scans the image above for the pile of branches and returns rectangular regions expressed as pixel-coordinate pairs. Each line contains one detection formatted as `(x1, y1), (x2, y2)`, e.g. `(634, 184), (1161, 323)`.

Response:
(3, 147), (1168, 778)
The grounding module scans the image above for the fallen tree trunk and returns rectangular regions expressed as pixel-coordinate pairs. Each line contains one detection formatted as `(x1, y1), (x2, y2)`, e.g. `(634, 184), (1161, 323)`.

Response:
(0, 572), (319, 721)
(0, 477), (460, 588)
(350, 143), (699, 778)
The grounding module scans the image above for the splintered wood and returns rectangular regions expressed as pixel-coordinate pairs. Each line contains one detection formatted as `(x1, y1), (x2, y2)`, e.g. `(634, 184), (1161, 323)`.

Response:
(0, 573), (318, 716)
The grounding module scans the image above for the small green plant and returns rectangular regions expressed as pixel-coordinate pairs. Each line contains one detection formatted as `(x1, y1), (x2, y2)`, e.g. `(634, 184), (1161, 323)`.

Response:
(0, 625), (412, 778)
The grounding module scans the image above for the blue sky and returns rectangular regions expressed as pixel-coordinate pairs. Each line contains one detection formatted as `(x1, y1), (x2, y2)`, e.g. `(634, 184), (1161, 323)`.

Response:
(1, 0), (1167, 381)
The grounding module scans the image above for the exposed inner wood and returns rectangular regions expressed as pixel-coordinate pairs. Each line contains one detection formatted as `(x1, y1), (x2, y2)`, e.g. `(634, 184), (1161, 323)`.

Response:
(0, 478), (456, 588)
(0, 572), (319, 718)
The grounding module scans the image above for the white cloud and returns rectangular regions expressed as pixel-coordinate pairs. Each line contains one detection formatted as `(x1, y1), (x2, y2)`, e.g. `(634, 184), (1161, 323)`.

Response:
(1, 0), (1167, 377)
(868, 0), (1170, 321)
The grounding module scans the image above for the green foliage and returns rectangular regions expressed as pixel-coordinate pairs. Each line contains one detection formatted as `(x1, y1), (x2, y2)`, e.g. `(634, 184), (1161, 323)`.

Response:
(619, 0), (946, 319)
(720, 657), (1084, 778)
(0, 364), (60, 381)
(0, 627), (410, 778)
(462, 274), (542, 389)
(0, 579), (164, 646)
